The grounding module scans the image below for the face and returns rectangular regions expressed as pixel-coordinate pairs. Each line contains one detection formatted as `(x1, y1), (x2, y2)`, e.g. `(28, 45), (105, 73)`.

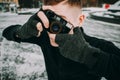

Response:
(42, 1), (85, 47)
(43, 0), (85, 27)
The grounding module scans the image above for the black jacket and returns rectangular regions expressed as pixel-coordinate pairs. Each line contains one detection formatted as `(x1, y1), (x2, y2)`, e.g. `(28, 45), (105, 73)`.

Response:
(2, 12), (120, 80)
(55, 27), (120, 80)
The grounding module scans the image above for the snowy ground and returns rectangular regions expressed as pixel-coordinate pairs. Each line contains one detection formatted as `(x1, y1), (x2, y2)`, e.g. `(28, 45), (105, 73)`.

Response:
(0, 11), (120, 80)
(0, 13), (47, 80)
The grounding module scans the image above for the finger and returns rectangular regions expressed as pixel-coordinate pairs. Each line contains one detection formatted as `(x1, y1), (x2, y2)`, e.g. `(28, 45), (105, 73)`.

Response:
(31, 20), (40, 28)
(73, 27), (85, 39)
(37, 11), (49, 28)
(37, 31), (41, 37)
(36, 22), (43, 32)
(48, 32), (56, 40)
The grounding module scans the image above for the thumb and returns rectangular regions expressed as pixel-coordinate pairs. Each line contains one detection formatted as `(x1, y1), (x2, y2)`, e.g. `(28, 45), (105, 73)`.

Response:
(73, 27), (82, 35)
(73, 27), (86, 42)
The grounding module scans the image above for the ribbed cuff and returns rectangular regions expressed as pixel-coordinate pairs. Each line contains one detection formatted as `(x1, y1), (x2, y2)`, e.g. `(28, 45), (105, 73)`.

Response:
(55, 34), (72, 45)
(2, 25), (22, 42)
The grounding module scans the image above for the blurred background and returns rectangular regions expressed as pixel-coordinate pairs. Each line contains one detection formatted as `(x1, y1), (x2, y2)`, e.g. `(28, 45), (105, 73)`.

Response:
(0, 0), (120, 80)
(0, 0), (119, 12)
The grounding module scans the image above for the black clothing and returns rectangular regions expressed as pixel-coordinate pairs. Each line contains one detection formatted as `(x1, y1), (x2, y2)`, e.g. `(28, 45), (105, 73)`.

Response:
(16, 12), (40, 39)
(2, 11), (120, 80)
(55, 27), (110, 69)
(55, 27), (120, 79)
(3, 26), (100, 80)
(3, 25), (120, 80)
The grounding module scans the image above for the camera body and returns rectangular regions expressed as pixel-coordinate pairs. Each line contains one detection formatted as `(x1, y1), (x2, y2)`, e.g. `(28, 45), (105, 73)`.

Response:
(44, 10), (72, 34)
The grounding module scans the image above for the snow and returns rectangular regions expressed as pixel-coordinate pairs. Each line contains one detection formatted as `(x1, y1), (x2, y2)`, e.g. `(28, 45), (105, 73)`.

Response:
(82, 7), (107, 17)
(1, 38), (46, 80)
(17, 8), (39, 14)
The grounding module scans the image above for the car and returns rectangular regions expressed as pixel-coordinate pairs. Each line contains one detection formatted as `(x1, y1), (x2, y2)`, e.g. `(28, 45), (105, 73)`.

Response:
(89, 0), (120, 24)
(108, 0), (120, 12)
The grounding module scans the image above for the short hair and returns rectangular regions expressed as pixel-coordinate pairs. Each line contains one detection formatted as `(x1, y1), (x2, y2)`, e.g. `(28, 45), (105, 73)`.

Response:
(42, 0), (82, 7)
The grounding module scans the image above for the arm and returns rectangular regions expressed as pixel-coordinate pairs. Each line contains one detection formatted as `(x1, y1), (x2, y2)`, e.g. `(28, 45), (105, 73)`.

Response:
(55, 27), (120, 79)
(2, 24), (42, 45)
(2, 12), (42, 44)
(84, 33), (120, 56)
(2, 8), (51, 44)
(84, 34), (120, 79)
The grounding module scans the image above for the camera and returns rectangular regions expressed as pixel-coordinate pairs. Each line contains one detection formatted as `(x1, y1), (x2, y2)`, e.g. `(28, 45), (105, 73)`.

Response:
(44, 10), (73, 34)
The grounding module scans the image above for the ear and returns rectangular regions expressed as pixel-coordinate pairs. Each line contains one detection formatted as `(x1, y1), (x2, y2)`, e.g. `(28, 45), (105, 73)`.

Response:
(78, 14), (85, 26)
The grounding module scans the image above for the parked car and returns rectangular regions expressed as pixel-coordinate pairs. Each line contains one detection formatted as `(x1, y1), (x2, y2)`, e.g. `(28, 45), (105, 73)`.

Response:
(108, 0), (120, 12)
(89, 0), (120, 24)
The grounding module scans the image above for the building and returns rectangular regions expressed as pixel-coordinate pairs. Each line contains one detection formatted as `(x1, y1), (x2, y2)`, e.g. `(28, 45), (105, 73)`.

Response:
(0, 0), (19, 6)
(0, 0), (19, 12)
(0, 0), (43, 12)
(18, 0), (42, 8)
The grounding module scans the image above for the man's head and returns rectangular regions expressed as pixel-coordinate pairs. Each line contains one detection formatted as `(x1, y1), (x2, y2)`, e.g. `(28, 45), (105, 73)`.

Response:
(42, 0), (85, 27)
(43, 0), (82, 7)
(37, 0), (85, 47)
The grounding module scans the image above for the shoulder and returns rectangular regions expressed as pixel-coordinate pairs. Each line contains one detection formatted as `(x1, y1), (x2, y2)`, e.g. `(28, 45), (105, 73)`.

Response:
(84, 34), (120, 55)
(84, 34), (112, 46)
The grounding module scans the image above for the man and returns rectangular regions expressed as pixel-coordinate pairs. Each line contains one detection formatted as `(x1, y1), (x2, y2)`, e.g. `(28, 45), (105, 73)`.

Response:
(2, 0), (120, 80)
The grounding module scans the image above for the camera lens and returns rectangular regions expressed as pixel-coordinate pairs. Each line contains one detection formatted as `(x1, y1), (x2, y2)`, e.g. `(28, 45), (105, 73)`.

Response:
(52, 24), (60, 32)
(50, 22), (62, 34)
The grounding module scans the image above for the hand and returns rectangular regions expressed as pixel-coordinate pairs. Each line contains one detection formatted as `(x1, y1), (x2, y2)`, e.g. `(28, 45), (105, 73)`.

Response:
(55, 27), (88, 62)
(47, 28), (74, 47)
(37, 5), (82, 46)
(35, 10), (49, 37)
(37, 6), (65, 46)
(2, 25), (22, 41)
(47, 32), (59, 47)
(55, 27), (110, 70)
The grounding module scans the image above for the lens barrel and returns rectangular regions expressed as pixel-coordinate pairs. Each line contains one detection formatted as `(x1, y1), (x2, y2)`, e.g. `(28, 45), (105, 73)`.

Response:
(49, 21), (62, 34)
